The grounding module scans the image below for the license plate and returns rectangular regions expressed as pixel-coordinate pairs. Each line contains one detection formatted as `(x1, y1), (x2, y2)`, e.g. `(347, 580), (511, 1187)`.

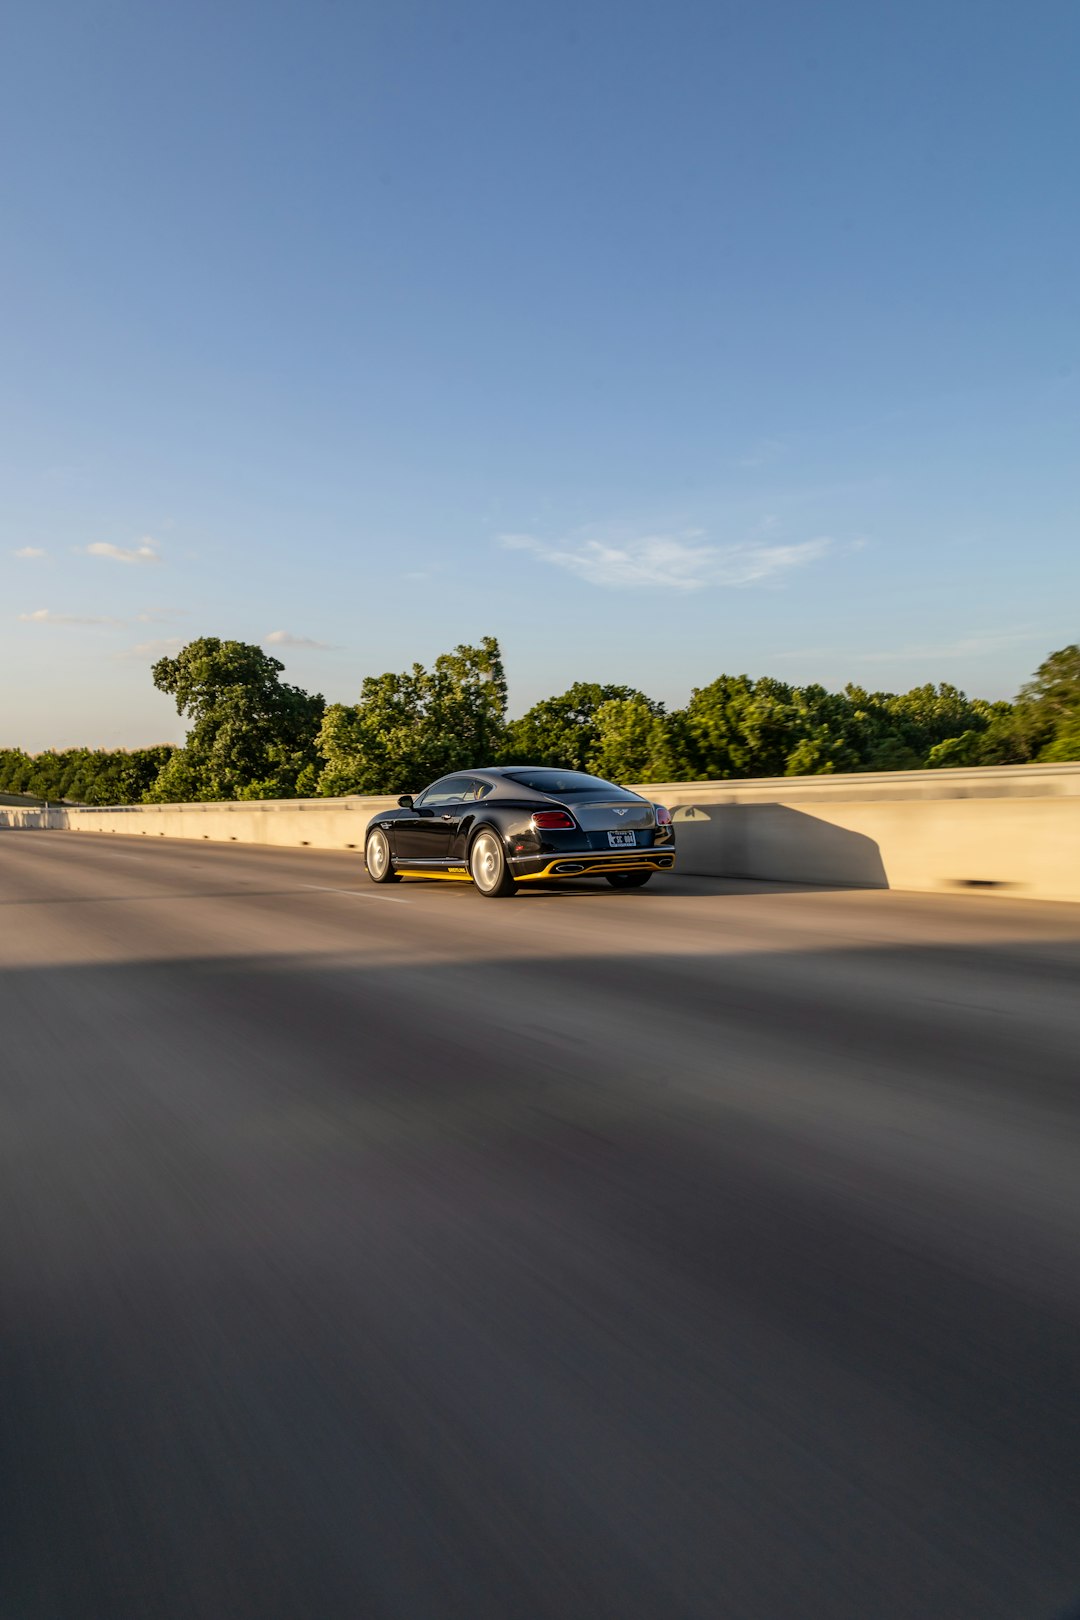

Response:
(607, 830), (637, 847)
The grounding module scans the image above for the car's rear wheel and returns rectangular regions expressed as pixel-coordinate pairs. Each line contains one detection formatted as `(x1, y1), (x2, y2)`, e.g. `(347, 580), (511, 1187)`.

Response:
(605, 870), (653, 889)
(470, 830), (516, 897)
(365, 827), (400, 883)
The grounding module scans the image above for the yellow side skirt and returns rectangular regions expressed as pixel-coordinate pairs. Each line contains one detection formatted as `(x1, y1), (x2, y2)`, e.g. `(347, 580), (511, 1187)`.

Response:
(395, 867), (473, 881)
(394, 856), (675, 884)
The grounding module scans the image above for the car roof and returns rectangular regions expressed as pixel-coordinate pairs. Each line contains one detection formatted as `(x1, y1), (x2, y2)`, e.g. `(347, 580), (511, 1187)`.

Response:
(419, 767), (646, 804)
(469, 766), (552, 778)
(444, 767), (643, 796)
(427, 766), (554, 782)
(464, 766), (600, 783)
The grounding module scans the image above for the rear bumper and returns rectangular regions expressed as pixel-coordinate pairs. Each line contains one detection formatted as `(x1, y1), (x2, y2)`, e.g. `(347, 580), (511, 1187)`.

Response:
(509, 848), (676, 882)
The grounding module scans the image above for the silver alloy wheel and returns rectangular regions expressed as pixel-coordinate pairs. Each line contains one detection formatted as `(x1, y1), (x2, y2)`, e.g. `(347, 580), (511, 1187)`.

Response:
(470, 831), (503, 892)
(366, 829), (390, 879)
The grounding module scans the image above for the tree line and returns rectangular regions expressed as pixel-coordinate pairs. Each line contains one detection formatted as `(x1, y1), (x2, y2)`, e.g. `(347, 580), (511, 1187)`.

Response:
(2, 636), (1077, 805)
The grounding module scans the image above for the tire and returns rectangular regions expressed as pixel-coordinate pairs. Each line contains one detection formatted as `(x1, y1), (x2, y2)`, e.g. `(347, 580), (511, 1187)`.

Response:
(605, 870), (653, 889)
(470, 829), (516, 897)
(365, 827), (400, 883)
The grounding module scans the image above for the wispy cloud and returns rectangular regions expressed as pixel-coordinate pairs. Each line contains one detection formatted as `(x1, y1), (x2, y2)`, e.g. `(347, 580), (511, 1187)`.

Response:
(853, 631), (1037, 664)
(265, 630), (333, 649)
(13, 546), (47, 559)
(115, 637), (185, 661)
(772, 629), (1042, 664)
(18, 607), (124, 626)
(83, 537), (162, 565)
(499, 529), (834, 591)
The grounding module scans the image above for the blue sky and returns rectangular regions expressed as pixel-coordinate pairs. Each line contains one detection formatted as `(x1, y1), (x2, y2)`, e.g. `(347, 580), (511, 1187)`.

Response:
(2, 0), (1077, 750)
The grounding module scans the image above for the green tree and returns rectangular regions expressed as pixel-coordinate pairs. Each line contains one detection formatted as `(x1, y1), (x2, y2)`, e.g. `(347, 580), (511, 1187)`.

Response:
(119, 746), (177, 802)
(586, 694), (671, 782)
(1041, 723), (1080, 761)
(148, 638), (325, 801)
(903, 649), (1080, 770)
(7, 636), (1074, 804)
(428, 635), (507, 766)
(316, 636), (507, 795)
(677, 675), (857, 779)
(833, 682), (1000, 772)
(680, 675), (781, 779)
(1016, 644), (1080, 762)
(501, 682), (652, 771)
(0, 744), (177, 803)
(880, 683), (994, 765)
(0, 749), (34, 796)
(317, 668), (431, 796)
(1020, 644), (1080, 725)
(924, 702), (1015, 768)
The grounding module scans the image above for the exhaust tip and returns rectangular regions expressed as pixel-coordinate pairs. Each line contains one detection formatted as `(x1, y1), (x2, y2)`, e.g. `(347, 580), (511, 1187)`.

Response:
(554, 862), (585, 874)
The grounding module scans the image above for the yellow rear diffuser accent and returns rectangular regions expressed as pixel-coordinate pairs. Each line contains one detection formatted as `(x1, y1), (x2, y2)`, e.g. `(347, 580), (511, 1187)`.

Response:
(515, 855), (675, 882)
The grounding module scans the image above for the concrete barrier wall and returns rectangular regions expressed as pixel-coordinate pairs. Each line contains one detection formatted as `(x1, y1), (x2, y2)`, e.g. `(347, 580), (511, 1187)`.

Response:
(637, 764), (1080, 902)
(2, 762), (1078, 903)
(0, 795), (399, 847)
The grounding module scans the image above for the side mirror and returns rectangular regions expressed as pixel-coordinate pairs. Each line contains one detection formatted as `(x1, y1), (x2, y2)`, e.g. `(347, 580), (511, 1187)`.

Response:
(397, 794), (414, 809)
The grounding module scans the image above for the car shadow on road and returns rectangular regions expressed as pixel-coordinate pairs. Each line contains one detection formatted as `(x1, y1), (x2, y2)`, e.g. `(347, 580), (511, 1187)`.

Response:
(498, 876), (857, 901)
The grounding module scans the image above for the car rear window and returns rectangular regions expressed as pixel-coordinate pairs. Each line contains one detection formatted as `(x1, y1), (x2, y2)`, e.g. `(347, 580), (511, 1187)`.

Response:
(504, 769), (638, 798)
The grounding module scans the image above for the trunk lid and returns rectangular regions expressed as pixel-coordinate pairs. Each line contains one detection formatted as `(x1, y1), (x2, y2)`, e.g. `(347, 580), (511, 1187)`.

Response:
(561, 796), (656, 833)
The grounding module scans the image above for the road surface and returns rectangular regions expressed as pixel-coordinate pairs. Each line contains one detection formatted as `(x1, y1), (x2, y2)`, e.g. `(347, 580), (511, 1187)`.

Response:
(2, 832), (1079, 1619)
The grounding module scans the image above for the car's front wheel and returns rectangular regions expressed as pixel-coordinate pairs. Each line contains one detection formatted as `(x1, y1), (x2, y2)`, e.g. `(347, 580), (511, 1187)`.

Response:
(470, 830), (516, 897)
(605, 870), (653, 889)
(365, 827), (400, 883)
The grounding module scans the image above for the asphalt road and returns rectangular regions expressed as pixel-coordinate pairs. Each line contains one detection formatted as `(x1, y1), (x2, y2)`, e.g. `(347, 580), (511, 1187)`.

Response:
(2, 832), (1079, 1620)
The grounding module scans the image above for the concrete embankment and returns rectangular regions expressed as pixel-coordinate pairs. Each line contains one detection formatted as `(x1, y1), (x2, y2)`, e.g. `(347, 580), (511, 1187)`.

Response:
(2, 762), (1077, 902)
(0, 794), (399, 849)
(638, 762), (1080, 903)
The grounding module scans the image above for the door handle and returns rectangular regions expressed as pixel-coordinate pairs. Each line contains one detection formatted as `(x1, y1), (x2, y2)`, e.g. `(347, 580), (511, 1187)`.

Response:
(441, 812), (453, 820)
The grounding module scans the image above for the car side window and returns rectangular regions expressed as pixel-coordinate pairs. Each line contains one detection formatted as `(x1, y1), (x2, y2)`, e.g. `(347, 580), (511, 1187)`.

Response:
(461, 778), (493, 802)
(415, 777), (471, 809)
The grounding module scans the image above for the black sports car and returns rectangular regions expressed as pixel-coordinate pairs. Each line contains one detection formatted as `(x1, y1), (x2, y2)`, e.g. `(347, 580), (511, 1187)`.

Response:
(363, 767), (676, 896)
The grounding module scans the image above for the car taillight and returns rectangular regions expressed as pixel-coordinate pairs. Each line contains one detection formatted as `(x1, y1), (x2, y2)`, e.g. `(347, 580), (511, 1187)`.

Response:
(532, 810), (576, 830)
(654, 804), (672, 825)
